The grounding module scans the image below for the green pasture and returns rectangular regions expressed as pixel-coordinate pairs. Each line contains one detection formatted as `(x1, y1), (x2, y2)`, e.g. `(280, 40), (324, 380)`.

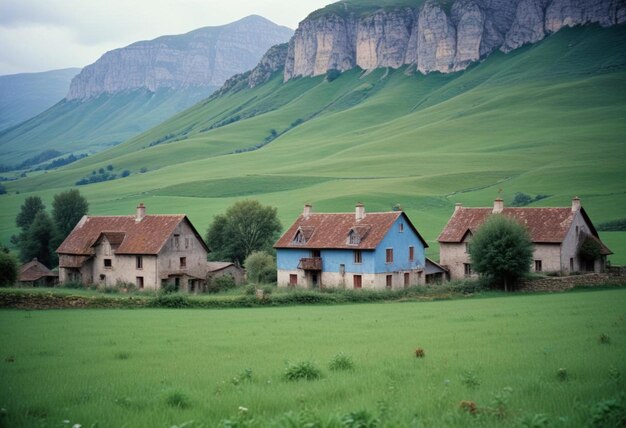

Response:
(1, 289), (625, 427)
(0, 26), (625, 262)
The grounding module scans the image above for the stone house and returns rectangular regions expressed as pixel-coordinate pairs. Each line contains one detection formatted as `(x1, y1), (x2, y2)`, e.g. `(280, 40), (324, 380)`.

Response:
(275, 203), (445, 289)
(18, 258), (58, 287)
(56, 203), (210, 291)
(207, 262), (246, 285)
(438, 197), (612, 280)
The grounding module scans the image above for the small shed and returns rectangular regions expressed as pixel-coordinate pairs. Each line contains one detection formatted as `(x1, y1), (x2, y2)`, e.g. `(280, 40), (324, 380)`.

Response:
(18, 258), (58, 287)
(424, 258), (448, 284)
(206, 262), (246, 285)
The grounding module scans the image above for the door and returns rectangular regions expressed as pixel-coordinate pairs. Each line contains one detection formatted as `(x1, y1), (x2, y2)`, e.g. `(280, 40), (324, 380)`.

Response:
(404, 273), (410, 288)
(353, 275), (362, 289)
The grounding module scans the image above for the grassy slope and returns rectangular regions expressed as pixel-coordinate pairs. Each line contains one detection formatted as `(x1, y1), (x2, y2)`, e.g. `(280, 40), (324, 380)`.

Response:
(0, 290), (624, 426)
(0, 68), (80, 131)
(0, 86), (216, 166)
(0, 26), (624, 262)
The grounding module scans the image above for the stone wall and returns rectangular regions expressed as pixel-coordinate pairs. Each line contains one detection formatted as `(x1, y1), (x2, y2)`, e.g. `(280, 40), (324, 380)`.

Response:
(519, 273), (626, 292)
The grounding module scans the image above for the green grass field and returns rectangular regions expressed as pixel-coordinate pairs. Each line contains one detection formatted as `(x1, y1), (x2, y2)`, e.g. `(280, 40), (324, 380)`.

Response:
(0, 25), (624, 263)
(0, 289), (625, 427)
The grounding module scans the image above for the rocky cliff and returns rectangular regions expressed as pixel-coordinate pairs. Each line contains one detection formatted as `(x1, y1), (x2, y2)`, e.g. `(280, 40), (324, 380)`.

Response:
(66, 15), (293, 100)
(284, 0), (625, 80)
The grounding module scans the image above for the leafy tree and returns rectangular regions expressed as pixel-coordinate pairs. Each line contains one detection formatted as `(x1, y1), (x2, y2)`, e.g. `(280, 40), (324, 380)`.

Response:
(20, 211), (56, 267)
(16, 196), (45, 232)
(245, 251), (277, 284)
(206, 200), (282, 264)
(52, 189), (89, 239)
(0, 251), (18, 286)
(511, 192), (532, 207)
(469, 215), (534, 291)
(0, 183), (6, 195)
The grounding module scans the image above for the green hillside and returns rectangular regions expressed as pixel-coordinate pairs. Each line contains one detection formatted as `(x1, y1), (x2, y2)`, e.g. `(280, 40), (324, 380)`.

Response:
(1, 25), (624, 262)
(0, 68), (80, 132)
(0, 86), (216, 167)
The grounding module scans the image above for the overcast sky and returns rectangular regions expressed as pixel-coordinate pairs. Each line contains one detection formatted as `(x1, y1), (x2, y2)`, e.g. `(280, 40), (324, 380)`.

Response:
(0, 0), (332, 76)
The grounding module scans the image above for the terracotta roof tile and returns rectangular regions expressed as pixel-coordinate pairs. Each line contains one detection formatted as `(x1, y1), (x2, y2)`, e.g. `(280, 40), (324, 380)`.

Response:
(275, 211), (427, 250)
(57, 215), (208, 256)
(19, 259), (57, 282)
(438, 206), (591, 244)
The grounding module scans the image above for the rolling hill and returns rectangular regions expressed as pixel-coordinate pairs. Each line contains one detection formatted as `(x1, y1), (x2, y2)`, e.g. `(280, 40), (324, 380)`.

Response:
(0, 68), (79, 131)
(1, 23), (624, 262)
(0, 16), (293, 168)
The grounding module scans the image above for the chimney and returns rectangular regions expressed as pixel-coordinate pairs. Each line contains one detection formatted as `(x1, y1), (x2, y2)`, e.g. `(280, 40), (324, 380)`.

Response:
(493, 198), (504, 214)
(454, 203), (462, 213)
(355, 203), (365, 221)
(136, 203), (146, 222)
(303, 204), (313, 219)
(572, 196), (581, 212)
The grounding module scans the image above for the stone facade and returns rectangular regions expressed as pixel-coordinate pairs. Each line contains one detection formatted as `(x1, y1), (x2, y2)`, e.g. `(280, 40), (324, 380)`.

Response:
(438, 198), (611, 280)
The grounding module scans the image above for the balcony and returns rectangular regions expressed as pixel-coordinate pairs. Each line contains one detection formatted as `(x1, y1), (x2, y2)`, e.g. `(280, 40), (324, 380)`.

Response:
(298, 257), (322, 271)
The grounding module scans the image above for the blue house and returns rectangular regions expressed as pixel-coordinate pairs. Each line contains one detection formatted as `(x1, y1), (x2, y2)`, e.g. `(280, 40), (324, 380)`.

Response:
(274, 203), (435, 290)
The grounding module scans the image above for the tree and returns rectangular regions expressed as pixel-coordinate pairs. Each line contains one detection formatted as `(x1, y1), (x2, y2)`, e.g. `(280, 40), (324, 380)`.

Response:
(245, 251), (277, 284)
(469, 215), (534, 291)
(20, 211), (56, 267)
(0, 183), (6, 195)
(0, 251), (18, 287)
(52, 189), (89, 239)
(206, 200), (282, 264)
(16, 196), (45, 232)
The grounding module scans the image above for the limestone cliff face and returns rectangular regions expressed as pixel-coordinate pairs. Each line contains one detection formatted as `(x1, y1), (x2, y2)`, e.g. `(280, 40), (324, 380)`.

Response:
(248, 43), (289, 88)
(284, 0), (624, 80)
(67, 16), (293, 100)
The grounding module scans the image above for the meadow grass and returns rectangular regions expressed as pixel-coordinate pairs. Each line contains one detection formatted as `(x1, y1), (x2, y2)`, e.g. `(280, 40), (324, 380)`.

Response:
(0, 289), (624, 427)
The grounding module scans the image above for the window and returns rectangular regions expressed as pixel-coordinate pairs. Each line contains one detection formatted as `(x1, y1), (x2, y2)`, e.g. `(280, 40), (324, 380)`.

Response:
(464, 263), (472, 277)
(465, 242), (470, 253)
(409, 246), (415, 262)
(289, 274), (298, 287)
(136, 255), (143, 269)
(386, 275), (392, 289)
(185, 237), (190, 249)
(311, 250), (321, 258)
(339, 264), (345, 275)
(404, 272), (410, 288)
(174, 234), (180, 248)
(180, 257), (187, 268)
(386, 248), (394, 264)
(354, 250), (362, 264)
(293, 231), (305, 244)
(399, 223), (404, 233)
(535, 260), (542, 272)
(104, 259), (112, 268)
(353, 275), (362, 289)
(349, 231), (360, 245)
(136, 276), (144, 289)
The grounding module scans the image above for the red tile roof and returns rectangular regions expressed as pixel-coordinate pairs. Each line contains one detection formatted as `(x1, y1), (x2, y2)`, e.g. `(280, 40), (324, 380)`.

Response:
(19, 259), (57, 282)
(274, 211), (427, 250)
(57, 215), (208, 256)
(438, 206), (604, 246)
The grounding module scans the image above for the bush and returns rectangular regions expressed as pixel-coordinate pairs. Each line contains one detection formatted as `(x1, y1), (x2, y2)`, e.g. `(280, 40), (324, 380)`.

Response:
(165, 390), (191, 409)
(150, 294), (190, 308)
(244, 284), (256, 296)
(207, 275), (237, 294)
(326, 69), (342, 82)
(284, 361), (322, 381)
(329, 352), (355, 371)
(469, 214), (534, 291)
(0, 251), (18, 287)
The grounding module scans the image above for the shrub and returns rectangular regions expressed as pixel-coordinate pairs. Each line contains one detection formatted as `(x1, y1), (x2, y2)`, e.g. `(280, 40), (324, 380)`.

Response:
(245, 251), (277, 284)
(151, 294), (190, 308)
(460, 370), (480, 389)
(0, 184), (6, 195)
(165, 390), (191, 409)
(557, 368), (568, 381)
(460, 401), (478, 415)
(0, 251), (18, 287)
(62, 281), (84, 289)
(599, 333), (611, 344)
(261, 285), (274, 296)
(114, 351), (130, 360)
(207, 275), (236, 294)
(415, 348), (425, 358)
(588, 398), (625, 427)
(121, 170), (130, 178)
(326, 69), (342, 82)
(329, 352), (355, 371)
(244, 284), (256, 296)
(161, 282), (179, 294)
(284, 361), (322, 381)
